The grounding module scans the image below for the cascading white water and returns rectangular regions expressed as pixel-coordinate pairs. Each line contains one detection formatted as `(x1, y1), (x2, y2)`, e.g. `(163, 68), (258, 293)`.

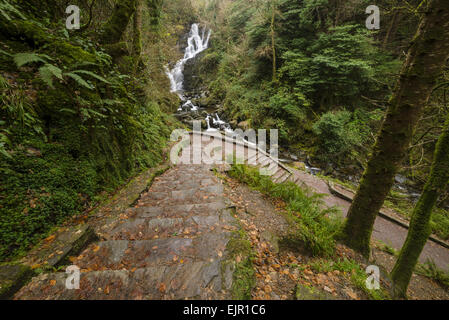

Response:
(166, 24), (237, 134)
(166, 23), (211, 101)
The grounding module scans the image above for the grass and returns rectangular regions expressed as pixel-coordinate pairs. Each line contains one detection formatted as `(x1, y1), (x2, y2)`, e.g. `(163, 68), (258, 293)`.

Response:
(375, 240), (399, 256)
(416, 260), (449, 290)
(228, 164), (343, 257)
(309, 258), (389, 300)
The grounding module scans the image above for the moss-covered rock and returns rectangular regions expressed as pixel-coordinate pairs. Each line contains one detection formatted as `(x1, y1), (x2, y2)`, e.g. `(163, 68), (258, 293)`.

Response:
(0, 264), (34, 300)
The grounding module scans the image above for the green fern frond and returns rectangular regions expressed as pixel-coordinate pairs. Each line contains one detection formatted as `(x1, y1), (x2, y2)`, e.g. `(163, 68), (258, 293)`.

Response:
(65, 72), (94, 90)
(13, 52), (50, 68)
(70, 70), (110, 84)
(0, 49), (12, 57)
(59, 108), (77, 114)
(0, 0), (26, 21)
(38, 64), (63, 88)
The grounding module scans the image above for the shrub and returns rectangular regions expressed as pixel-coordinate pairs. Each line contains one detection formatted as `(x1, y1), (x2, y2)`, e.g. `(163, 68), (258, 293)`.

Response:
(229, 164), (342, 257)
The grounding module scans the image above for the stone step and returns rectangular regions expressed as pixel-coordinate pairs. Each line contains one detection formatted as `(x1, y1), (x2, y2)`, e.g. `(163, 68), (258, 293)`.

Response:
(15, 260), (232, 300)
(275, 172), (291, 184)
(160, 170), (214, 179)
(72, 233), (232, 271)
(140, 185), (223, 202)
(149, 178), (219, 192)
(108, 210), (237, 241)
(137, 190), (223, 207)
(128, 200), (229, 219)
(272, 169), (285, 181)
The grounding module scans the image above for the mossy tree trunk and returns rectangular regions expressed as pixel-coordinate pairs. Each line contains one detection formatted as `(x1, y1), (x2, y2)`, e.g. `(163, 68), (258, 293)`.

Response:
(100, 0), (138, 45)
(340, 0), (449, 257)
(391, 118), (449, 298)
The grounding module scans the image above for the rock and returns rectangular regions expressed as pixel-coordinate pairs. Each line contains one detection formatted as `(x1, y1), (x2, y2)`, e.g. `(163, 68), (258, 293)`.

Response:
(270, 292), (281, 300)
(22, 224), (98, 269)
(260, 231), (279, 254)
(0, 263), (34, 300)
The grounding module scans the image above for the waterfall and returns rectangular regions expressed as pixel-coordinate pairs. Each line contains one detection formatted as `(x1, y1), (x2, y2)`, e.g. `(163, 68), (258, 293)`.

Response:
(165, 23), (211, 101)
(166, 24), (242, 137)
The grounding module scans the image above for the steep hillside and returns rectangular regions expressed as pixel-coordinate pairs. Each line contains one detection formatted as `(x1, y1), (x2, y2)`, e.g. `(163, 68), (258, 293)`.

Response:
(0, 0), (198, 260)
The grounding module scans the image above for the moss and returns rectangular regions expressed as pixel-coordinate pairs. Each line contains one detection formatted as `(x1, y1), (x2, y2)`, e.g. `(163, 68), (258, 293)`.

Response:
(222, 218), (256, 300)
(341, 0), (449, 258)
(100, 0), (138, 45)
(295, 284), (333, 300)
(0, 263), (34, 300)
(0, 19), (96, 65)
(391, 116), (449, 298)
(103, 42), (129, 60)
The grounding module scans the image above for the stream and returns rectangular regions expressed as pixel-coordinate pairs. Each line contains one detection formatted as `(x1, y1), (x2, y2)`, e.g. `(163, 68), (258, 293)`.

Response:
(165, 23), (424, 203)
(166, 23), (232, 133)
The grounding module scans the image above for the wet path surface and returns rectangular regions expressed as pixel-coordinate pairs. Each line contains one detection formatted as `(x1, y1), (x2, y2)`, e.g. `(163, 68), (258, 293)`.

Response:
(15, 164), (239, 300)
(14, 134), (448, 300)
(290, 169), (449, 271)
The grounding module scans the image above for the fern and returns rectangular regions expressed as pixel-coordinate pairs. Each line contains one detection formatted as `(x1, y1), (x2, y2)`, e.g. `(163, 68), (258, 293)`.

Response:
(65, 72), (94, 90)
(0, 49), (12, 57)
(39, 64), (63, 88)
(0, 0), (26, 21)
(11, 52), (110, 90)
(13, 52), (52, 68)
(70, 70), (110, 84)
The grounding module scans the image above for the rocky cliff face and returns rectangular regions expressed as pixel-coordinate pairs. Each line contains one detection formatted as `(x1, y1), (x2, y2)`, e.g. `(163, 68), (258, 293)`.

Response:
(183, 51), (206, 95)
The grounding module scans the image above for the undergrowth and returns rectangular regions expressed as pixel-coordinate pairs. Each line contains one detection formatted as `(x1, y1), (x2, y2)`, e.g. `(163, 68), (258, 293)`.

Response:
(309, 258), (388, 300)
(0, 0), (180, 261)
(416, 260), (449, 290)
(228, 164), (343, 257)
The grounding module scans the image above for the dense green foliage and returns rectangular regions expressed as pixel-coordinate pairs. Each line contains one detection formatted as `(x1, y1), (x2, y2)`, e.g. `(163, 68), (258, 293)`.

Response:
(194, 0), (449, 260)
(197, 0), (402, 161)
(229, 164), (342, 257)
(0, 0), (185, 260)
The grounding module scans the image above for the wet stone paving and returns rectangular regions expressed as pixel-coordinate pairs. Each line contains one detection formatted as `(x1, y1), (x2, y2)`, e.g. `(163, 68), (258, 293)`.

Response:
(14, 165), (240, 300)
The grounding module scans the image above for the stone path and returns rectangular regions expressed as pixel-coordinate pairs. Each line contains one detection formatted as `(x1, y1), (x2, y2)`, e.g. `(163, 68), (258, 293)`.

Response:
(15, 165), (239, 300)
(13, 132), (449, 300)
(189, 132), (449, 271)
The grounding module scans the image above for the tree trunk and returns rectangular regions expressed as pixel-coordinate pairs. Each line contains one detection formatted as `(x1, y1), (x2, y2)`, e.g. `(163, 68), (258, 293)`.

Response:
(100, 0), (138, 45)
(340, 0), (449, 257)
(391, 117), (449, 298)
(383, 9), (399, 49)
